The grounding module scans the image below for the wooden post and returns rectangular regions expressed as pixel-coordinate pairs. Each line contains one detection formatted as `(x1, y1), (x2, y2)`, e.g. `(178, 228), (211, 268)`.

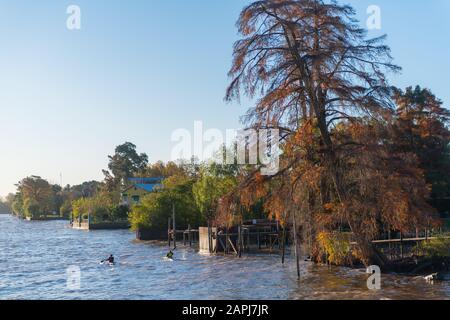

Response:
(292, 211), (300, 279)
(281, 225), (286, 264)
(188, 224), (192, 247)
(400, 232), (403, 259)
(257, 229), (261, 249)
(168, 217), (171, 247)
(238, 225), (242, 258)
(172, 204), (176, 249)
(388, 230), (392, 260)
(276, 220), (280, 249)
(225, 227), (229, 254)
(208, 222), (212, 254)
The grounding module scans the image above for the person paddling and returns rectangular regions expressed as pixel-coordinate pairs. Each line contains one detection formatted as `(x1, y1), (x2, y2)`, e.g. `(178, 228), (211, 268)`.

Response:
(166, 250), (174, 260)
(102, 254), (115, 264)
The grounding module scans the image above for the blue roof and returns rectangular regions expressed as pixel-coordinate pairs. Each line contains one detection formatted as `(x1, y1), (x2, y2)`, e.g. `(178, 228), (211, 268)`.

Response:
(135, 183), (161, 192)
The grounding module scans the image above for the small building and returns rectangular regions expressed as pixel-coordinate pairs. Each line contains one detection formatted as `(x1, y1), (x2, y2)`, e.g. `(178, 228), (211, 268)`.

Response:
(121, 177), (163, 206)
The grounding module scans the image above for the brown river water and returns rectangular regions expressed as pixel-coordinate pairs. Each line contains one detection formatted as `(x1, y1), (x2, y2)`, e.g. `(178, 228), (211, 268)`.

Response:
(0, 215), (448, 300)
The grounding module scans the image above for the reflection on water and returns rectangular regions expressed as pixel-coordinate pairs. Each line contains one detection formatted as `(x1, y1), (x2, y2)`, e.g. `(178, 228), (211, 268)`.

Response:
(0, 215), (448, 300)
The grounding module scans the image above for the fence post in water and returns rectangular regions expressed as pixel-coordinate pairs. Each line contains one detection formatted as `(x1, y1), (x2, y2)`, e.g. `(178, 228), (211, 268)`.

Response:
(168, 217), (171, 247)
(172, 204), (176, 249)
(207, 222), (212, 254)
(400, 232), (403, 259)
(237, 225), (242, 258)
(281, 225), (286, 264)
(292, 211), (300, 279)
(225, 226), (229, 254)
(188, 224), (192, 247)
(257, 229), (261, 249)
(388, 230), (392, 260)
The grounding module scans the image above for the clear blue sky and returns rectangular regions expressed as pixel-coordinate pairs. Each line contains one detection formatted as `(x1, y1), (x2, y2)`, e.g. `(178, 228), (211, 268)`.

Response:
(0, 0), (449, 197)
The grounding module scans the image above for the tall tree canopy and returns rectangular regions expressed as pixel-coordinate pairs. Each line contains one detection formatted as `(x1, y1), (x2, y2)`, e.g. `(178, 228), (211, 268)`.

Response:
(14, 176), (54, 218)
(224, 0), (435, 266)
(393, 86), (450, 202)
(103, 142), (149, 190)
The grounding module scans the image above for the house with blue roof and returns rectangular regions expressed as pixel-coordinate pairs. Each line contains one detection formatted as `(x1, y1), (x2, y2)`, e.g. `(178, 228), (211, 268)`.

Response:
(121, 177), (164, 206)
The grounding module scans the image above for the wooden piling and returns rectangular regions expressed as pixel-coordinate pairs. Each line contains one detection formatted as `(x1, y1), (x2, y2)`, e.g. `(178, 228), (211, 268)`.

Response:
(281, 225), (286, 264)
(257, 230), (261, 249)
(207, 222), (212, 254)
(188, 224), (192, 247)
(400, 232), (403, 259)
(238, 225), (242, 258)
(225, 227), (229, 254)
(172, 204), (176, 249)
(292, 211), (300, 279)
(388, 230), (392, 259)
(168, 217), (171, 247)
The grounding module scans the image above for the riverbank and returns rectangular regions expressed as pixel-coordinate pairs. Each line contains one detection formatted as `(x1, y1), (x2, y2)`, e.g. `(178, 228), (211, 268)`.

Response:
(25, 216), (68, 221)
(71, 220), (130, 230)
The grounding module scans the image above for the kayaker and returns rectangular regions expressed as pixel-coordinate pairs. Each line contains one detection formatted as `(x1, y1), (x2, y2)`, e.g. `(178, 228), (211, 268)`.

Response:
(166, 250), (174, 260)
(102, 254), (115, 264)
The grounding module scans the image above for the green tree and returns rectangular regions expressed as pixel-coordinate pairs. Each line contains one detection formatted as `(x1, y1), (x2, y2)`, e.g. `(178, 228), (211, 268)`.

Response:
(23, 198), (41, 219)
(60, 200), (72, 218)
(129, 175), (202, 231)
(192, 163), (237, 222)
(103, 142), (148, 191)
(71, 191), (128, 223)
(144, 161), (186, 178)
(393, 86), (450, 208)
(11, 193), (24, 217)
(16, 176), (53, 218)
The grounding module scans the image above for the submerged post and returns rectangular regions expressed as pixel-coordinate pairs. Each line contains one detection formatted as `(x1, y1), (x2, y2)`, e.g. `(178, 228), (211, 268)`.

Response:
(292, 211), (300, 279)
(207, 221), (212, 254)
(281, 227), (286, 264)
(225, 226), (229, 254)
(238, 225), (242, 258)
(188, 224), (192, 247)
(172, 204), (176, 249)
(400, 232), (403, 259)
(168, 217), (171, 247)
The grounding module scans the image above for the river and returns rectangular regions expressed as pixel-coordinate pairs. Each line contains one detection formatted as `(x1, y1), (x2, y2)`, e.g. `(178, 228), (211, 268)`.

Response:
(0, 214), (448, 300)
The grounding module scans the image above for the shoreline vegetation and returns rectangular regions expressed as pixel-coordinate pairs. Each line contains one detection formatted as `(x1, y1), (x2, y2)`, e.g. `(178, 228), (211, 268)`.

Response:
(3, 0), (450, 278)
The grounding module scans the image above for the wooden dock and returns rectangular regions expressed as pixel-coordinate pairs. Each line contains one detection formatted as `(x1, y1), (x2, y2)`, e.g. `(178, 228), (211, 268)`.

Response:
(196, 220), (284, 256)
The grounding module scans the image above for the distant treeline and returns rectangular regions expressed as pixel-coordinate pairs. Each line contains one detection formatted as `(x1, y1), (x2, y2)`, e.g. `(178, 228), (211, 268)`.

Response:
(9, 177), (104, 220)
(7, 141), (264, 226)
(0, 196), (12, 214)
